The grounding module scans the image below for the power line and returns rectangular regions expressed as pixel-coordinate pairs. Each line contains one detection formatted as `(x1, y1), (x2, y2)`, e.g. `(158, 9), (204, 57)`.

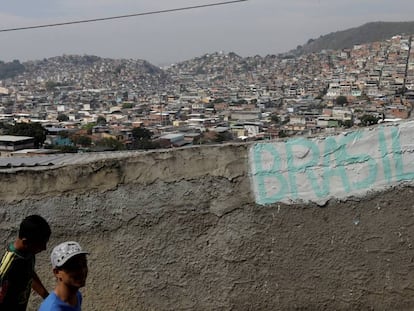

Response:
(0, 0), (248, 33)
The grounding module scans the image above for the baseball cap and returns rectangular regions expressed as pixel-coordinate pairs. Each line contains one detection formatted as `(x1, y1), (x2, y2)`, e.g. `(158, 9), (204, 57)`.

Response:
(51, 241), (89, 268)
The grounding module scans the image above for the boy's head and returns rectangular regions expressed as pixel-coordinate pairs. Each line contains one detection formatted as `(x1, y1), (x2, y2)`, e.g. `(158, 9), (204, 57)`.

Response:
(51, 241), (89, 289)
(19, 215), (51, 254)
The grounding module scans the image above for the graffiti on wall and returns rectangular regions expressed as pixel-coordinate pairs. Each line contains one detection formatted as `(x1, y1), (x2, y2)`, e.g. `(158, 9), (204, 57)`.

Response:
(249, 122), (414, 205)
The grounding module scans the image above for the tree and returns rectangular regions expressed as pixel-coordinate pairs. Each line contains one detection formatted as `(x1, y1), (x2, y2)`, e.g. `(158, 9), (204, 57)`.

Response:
(82, 123), (96, 135)
(279, 130), (288, 138)
(270, 114), (281, 124)
(95, 137), (125, 151)
(53, 145), (78, 153)
(236, 99), (248, 105)
(45, 81), (58, 91)
(71, 135), (92, 147)
(341, 119), (354, 128)
(212, 98), (225, 104)
(131, 127), (154, 150)
(282, 115), (290, 125)
(214, 131), (232, 143)
(122, 102), (134, 109)
(0, 60), (25, 80)
(96, 116), (107, 126)
(131, 127), (152, 141)
(57, 113), (69, 122)
(335, 96), (348, 106)
(6, 122), (46, 148)
(360, 114), (379, 126)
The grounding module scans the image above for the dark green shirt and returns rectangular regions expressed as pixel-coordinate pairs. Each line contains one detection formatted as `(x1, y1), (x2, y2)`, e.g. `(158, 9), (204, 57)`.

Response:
(0, 243), (35, 311)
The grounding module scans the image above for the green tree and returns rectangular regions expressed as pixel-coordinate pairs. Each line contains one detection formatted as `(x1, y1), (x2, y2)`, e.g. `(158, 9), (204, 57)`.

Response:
(214, 131), (232, 143)
(57, 113), (69, 122)
(131, 127), (152, 141)
(360, 114), (379, 126)
(6, 122), (46, 147)
(82, 123), (96, 135)
(131, 127), (155, 150)
(278, 130), (288, 138)
(0, 60), (25, 80)
(96, 116), (107, 125)
(341, 119), (354, 128)
(282, 116), (290, 125)
(270, 114), (281, 124)
(212, 98), (225, 104)
(95, 137), (125, 151)
(71, 135), (92, 147)
(335, 96), (348, 106)
(122, 102), (134, 109)
(45, 81), (58, 91)
(236, 99), (248, 105)
(52, 145), (78, 153)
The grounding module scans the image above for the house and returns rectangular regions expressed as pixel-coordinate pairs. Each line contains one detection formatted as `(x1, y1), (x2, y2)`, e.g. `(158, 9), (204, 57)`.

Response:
(0, 135), (35, 156)
(157, 133), (188, 147)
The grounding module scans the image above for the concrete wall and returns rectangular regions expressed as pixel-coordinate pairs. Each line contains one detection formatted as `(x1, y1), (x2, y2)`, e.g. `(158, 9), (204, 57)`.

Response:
(0, 124), (414, 310)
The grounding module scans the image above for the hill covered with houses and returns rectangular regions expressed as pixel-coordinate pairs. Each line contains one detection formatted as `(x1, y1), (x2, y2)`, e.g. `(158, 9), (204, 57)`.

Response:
(0, 32), (413, 155)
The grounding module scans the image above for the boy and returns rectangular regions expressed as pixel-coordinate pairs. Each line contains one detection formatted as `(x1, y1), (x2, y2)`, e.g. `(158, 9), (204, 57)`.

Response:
(0, 214), (51, 310)
(39, 241), (88, 311)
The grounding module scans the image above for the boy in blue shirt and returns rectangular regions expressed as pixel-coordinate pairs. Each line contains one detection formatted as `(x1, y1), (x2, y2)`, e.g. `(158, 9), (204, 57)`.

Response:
(39, 241), (89, 311)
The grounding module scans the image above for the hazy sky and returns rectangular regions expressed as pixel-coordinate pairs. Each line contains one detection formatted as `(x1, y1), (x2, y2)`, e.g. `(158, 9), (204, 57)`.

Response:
(1, 0), (414, 65)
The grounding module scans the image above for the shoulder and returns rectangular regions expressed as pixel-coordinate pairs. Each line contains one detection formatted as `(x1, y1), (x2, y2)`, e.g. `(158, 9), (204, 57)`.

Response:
(0, 250), (19, 277)
(39, 292), (60, 310)
(0, 248), (33, 280)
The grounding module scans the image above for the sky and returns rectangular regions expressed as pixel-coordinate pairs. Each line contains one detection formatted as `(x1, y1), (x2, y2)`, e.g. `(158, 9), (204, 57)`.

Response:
(1, 0), (414, 66)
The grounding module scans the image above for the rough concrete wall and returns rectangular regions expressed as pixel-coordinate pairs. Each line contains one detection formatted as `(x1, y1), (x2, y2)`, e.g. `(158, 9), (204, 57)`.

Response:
(0, 143), (413, 310)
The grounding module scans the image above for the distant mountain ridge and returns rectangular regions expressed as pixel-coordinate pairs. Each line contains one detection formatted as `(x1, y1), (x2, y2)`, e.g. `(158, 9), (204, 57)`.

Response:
(291, 21), (414, 55)
(2, 21), (414, 81)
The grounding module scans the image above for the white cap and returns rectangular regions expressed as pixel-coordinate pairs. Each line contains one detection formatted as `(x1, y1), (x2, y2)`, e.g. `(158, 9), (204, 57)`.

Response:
(51, 241), (89, 268)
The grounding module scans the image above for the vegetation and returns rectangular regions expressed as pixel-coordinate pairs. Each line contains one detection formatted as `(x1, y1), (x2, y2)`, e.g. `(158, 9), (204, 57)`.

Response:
(335, 96), (348, 106)
(50, 145), (78, 153)
(96, 116), (107, 126)
(82, 123), (96, 135)
(360, 114), (380, 126)
(130, 127), (156, 149)
(95, 137), (125, 151)
(71, 135), (92, 147)
(57, 114), (69, 122)
(293, 21), (414, 55)
(212, 98), (225, 104)
(45, 81), (69, 91)
(122, 102), (134, 109)
(194, 130), (233, 144)
(340, 119), (354, 128)
(4, 122), (47, 148)
(0, 60), (25, 80)
(278, 130), (288, 138)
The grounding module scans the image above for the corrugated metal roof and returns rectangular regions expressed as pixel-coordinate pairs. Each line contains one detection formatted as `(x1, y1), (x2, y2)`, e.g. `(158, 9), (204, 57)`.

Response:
(0, 150), (146, 170)
(0, 135), (34, 142)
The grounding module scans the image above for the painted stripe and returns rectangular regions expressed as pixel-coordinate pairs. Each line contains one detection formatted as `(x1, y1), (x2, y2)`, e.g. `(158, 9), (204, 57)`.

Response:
(0, 252), (16, 278)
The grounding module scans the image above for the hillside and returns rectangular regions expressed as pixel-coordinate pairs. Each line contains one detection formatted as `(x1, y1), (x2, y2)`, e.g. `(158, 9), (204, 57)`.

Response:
(0, 55), (169, 86)
(0, 60), (25, 80)
(292, 21), (414, 55)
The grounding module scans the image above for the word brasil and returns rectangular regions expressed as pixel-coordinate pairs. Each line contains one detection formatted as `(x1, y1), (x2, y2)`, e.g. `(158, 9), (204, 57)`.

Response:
(250, 125), (414, 205)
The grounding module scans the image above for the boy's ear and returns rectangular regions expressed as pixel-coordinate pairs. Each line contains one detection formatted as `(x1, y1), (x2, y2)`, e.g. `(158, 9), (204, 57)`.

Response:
(53, 268), (62, 280)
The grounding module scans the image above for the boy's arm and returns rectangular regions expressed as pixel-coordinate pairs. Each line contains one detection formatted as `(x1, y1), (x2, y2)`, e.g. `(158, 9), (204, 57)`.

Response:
(32, 271), (49, 299)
